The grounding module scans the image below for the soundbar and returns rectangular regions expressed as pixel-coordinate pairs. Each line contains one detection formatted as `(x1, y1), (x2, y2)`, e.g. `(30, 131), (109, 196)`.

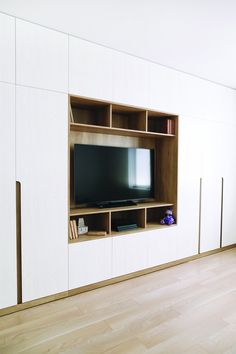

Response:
(112, 223), (138, 232)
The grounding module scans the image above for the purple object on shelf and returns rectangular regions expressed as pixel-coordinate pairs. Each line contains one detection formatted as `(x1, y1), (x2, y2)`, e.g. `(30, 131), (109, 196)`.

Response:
(160, 209), (175, 225)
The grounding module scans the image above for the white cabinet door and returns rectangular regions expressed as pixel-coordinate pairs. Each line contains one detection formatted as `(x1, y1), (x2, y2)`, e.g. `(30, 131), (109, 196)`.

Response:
(147, 228), (177, 267)
(0, 14), (15, 83)
(112, 233), (148, 277)
(0, 83), (17, 309)
(16, 86), (68, 302)
(16, 20), (68, 92)
(176, 116), (202, 259)
(148, 62), (179, 114)
(222, 124), (236, 246)
(200, 177), (222, 252)
(200, 121), (222, 252)
(112, 52), (148, 107)
(69, 239), (112, 289)
(222, 176), (236, 246)
(69, 37), (113, 100)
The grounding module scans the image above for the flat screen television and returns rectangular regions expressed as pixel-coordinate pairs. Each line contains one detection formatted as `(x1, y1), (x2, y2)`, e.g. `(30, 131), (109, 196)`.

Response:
(74, 144), (155, 206)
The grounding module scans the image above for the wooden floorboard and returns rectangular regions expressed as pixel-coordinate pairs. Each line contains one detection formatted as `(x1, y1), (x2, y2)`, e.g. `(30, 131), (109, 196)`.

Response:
(1, 248), (236, 353)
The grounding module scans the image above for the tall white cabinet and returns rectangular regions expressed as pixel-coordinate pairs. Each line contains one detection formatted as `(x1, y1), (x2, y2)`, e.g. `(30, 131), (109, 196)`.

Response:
(222, 124), (236, 246)
(177, 116), (202, 259)
(200, 121), (223, 252)
(14, 19), (69, 302)
(0, 13), (17, 310)
(16, 19), (68, 92)
(16, 87), (68, 302)
(0, 83), (17, 309)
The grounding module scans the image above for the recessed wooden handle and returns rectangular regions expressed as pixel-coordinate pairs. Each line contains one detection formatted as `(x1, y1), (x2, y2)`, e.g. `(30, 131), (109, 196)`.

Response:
(16, 181), (22, 304)
(220, 177), (224, 248)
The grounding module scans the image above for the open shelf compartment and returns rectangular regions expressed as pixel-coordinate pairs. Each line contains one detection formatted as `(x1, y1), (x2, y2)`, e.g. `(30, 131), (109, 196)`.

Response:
(70, 97), (111, 127)
(69, 212), (110, 243)
(148, 111), (176, 135)
(112, 104), (147, 132)
(111, 208), (146, 234)
(146, 206), (176, 229)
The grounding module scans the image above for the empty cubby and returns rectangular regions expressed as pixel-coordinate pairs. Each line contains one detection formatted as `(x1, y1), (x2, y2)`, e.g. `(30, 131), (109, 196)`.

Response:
(71, 98), (111, 127)
(112, 106), (147, 132)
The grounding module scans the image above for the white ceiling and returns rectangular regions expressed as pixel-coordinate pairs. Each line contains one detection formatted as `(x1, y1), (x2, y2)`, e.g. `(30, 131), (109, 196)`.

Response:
(1, 0), (236, 89)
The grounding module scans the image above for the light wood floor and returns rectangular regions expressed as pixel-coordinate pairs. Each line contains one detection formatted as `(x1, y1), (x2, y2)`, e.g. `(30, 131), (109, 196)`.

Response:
(1, 249), (236, 354)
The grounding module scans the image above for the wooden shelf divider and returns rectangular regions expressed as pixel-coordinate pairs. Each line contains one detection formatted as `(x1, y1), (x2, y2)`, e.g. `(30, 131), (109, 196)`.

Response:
(69, 201), (175, 243)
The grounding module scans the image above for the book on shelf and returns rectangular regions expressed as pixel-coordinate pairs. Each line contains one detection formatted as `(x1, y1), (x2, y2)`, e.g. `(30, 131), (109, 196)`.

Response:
(73, 220), (78, 239)
(69, 223), (73, 240)
(69, 221), (75, 239)
(167, 119), (175, 134)
(69, 105), (74, 123)
(70, 220), (78, 239)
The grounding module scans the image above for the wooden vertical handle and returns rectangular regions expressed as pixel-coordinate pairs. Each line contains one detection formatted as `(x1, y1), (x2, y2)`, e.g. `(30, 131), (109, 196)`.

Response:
(16, 181), (22, 304)
(220, 177), (224, 248)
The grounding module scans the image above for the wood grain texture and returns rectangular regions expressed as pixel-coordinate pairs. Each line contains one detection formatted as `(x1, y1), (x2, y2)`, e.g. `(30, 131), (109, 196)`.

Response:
(1, 248), (236, 353)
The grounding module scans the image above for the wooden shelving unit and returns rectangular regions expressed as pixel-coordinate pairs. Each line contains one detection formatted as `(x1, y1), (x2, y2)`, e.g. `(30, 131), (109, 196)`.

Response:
(69, 202), (174, 242)
(69, 95), (178, 243)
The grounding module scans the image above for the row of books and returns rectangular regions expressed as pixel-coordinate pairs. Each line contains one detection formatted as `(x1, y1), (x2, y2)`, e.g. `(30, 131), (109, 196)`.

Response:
(69, 220), (78, 240)
(69, 105), (74, 123)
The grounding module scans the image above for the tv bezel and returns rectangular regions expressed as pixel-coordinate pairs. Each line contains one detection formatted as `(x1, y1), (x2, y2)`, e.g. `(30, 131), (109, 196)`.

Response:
(73, 144), (155, 207)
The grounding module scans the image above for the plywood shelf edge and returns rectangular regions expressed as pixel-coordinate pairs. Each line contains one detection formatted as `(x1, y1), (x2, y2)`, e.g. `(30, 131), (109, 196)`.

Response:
(70, 201), (174, 217)
(70, 122), (176, 138)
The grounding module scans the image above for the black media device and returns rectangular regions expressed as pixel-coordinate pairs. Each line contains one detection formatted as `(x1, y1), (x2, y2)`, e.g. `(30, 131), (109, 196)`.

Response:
(112, 221), (138, 232)
(74, 144), (155, 207)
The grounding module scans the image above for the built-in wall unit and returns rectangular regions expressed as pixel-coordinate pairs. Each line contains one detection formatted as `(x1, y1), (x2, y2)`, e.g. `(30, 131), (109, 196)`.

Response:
(1, 12), (236, 316)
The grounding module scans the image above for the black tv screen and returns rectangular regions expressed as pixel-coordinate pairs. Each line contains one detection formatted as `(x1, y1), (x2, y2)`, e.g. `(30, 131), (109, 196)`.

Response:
(74, 144), (154, 205)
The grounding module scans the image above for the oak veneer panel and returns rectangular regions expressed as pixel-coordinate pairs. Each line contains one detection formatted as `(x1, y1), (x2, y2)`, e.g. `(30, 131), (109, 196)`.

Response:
(111, 209), (146, 230)
(71, 99), (111, 127)
(70, 201), (173, 216)
(155, 125), (178, 219)
(112, 107), (147, 132)
(71, 213), (110, 235)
